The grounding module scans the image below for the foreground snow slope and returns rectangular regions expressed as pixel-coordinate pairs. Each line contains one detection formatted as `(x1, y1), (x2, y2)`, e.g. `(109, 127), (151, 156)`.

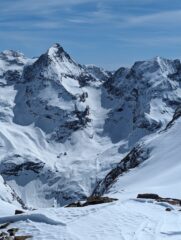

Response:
(109, 119), (181, 199)
(2, 195), (181, 240)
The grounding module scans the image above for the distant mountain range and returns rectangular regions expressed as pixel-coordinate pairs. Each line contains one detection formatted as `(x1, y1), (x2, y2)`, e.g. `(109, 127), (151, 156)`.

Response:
(0, 43), (181, 210)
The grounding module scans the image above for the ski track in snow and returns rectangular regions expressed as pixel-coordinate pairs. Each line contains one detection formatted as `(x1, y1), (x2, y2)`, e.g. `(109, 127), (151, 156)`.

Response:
(1, 199), (180, 240)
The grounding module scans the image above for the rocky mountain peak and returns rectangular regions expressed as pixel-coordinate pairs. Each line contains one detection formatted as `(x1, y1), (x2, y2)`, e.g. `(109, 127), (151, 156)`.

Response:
(26, 43), (82, 78)
(46, 43), (74, 64)
(0, 50), (25, 59)
(0, 50), (27, 67)
(1, 43), (181, 210)
(131, 56), (180, 77)
(48, 43), (64, 54)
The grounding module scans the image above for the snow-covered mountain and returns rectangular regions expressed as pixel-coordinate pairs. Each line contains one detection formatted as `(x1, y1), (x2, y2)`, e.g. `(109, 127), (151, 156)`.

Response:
(0, 44), (181, 207)
(0, 43), (181, 239)
(0, 43), (116, 208)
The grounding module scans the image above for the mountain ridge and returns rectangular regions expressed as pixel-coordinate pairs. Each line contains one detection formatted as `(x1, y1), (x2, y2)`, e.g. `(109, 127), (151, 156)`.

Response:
(0, 43), (180, 209)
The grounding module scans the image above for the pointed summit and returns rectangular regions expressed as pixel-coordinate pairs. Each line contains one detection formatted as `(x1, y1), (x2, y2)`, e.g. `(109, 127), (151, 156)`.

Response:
(47, 43), (66, 58)
(44, 42), (78, 66)
(52, 43), (62, 48)
(24, 43), (83, 81)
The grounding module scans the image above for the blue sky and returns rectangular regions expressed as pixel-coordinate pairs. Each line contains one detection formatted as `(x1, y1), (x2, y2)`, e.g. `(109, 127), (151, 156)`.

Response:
(1, 0), (181, 69)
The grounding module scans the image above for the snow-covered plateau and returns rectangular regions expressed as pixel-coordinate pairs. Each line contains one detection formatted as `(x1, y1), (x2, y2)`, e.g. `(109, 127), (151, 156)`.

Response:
(0, 43), (181, 239)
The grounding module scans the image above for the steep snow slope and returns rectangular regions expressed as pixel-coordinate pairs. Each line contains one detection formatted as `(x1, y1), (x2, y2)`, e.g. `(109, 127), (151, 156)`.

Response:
(0, 175), (22, 215)
(104, 111), (181, 199)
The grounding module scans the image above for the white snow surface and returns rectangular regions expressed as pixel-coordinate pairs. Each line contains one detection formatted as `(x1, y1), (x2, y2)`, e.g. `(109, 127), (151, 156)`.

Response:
(109, 118), (181, 199)
(1, 194), (181, 240)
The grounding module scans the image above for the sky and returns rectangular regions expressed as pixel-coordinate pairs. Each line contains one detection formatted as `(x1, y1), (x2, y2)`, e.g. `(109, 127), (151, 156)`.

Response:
(1, 0), (181, 70)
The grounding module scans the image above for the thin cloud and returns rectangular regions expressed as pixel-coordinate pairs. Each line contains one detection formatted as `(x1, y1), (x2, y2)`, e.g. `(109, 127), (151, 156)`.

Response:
(0, 0), (100, 15)
(123, 10), (181, 27)
(64, 8), (181, 29)
(116, 36), (181, 47)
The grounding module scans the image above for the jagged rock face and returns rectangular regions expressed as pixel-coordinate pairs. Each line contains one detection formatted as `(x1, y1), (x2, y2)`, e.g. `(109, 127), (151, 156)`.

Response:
(13, 44), (92, 141)
(0, 156), (86, 207)
(103, 57), (181, 144)
(0, 50), (27, 67)
(0, 44), (113, 207)
(0, 159), (45, 176)
(165, 105), (181, 130)
(0, 175), (22, 208)
(23, 43), (83, 82)
(77, 65), (112, 87)
(93, 144), (150, 196)
(0, 50), (28, 85)
(83, 65), (112, 83)
(0, 44), (181, 208)
(97, 108), (181, 198)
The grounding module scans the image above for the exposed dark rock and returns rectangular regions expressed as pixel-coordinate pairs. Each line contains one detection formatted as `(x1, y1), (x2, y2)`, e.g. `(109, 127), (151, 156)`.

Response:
(14, 236), (32, 240)
(116, 107), (123, 112)
(164, 106), (181, 131)
(77, 73), (95, 87)
(167, 60), (181, 81)
(11, 190), (27, 210)
(0, 227), (32, 239)
(137, 193), (181, 206)
(53, 105), (91, 142)
(78, 92), (88, 102)
(0, 231), (9, 239)
(83, 196), (118, 206)
(157, 198), (181, 206)
(66, 196), (117, 207)
(93, 144), (150, 196)
(0, 223), (10, 229)
(0, 161), (45, 176)
(165, 208), (172, 211)
(103, 67), (128, 96)
(137, 193), (160, 200)
(15, 210), (25, 215)
(65, 201), (82, 208)
(7, 228), (19, 236)
(138, 118), (161, 131)
(4, 70), (21, 83)
(74, 105), (91, 126)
